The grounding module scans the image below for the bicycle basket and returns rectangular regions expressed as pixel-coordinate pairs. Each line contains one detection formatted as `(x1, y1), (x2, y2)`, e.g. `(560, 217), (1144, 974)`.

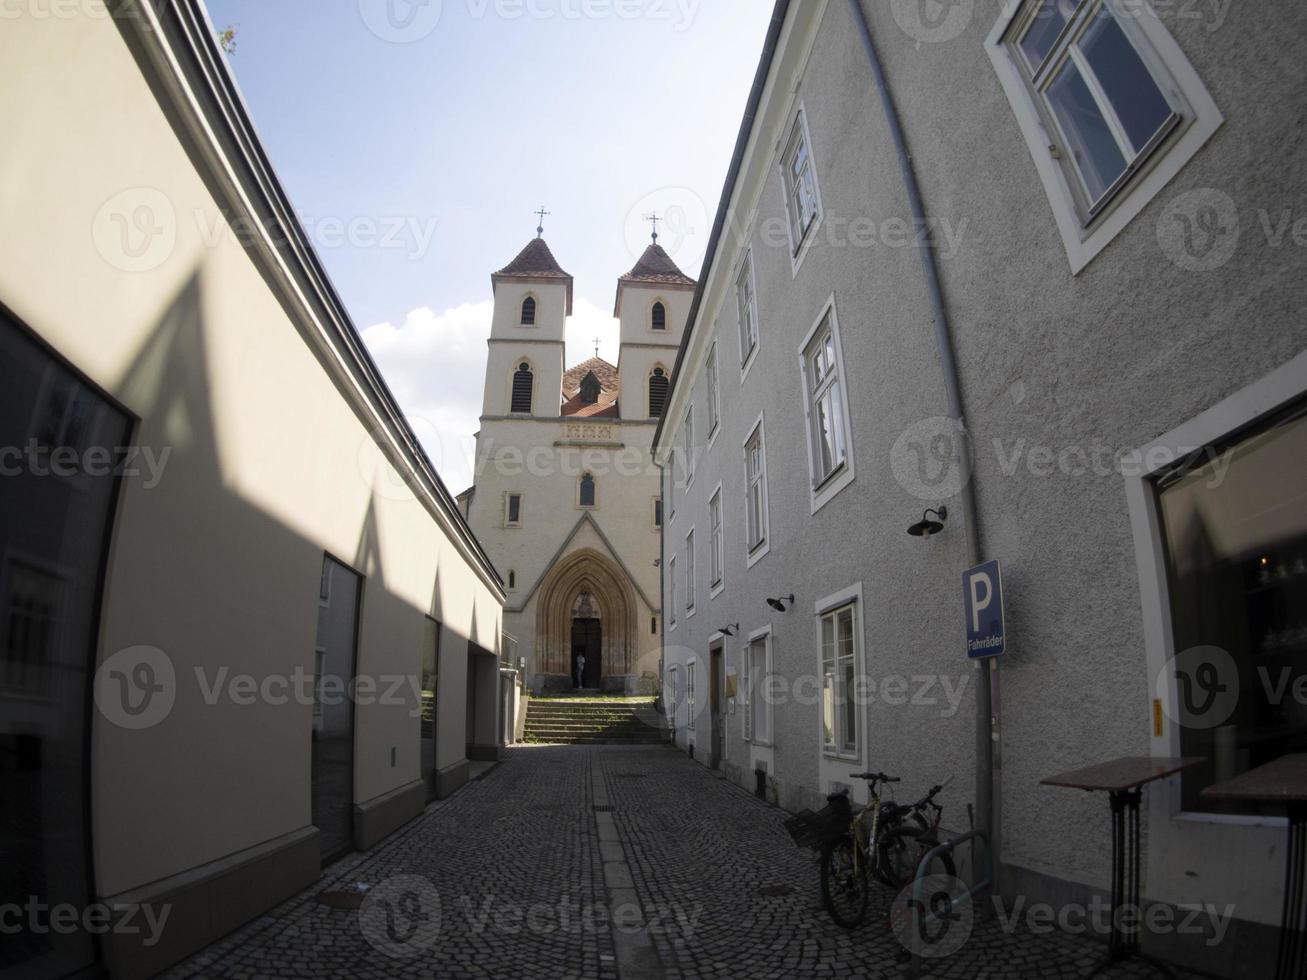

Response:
(783, 795), (853, 850)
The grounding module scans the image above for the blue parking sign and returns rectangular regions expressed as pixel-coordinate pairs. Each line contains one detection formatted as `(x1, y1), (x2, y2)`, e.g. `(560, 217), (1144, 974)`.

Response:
(963, 560), (1005, 659)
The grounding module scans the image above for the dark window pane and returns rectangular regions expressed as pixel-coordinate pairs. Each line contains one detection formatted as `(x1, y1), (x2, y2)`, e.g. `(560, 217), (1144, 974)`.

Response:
(580, 475), (596, 507)
(1080, 13), (1173, 153)
(652, 303), (666, 330)
(511, 367), (534, 414)
(521, 297), (535, 325)
(1047, 58), (1127, 202)
(1157, 408), (1307, 817)
(1019, 0), (1069, 67)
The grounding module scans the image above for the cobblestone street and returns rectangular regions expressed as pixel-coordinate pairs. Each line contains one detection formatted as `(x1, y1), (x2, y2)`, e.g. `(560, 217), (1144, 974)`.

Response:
(166, 746), (1203, 980)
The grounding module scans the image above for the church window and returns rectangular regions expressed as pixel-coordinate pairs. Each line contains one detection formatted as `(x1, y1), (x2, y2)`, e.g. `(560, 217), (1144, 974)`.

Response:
(507, 570), (517, 590)
(521, 296), (536, 325)
(652, 301), (667, 331)
(505, 493), (522, 527)
(579, 472), (597, 508)
(511, 363), (534, 414)
(648, 367), (669, 419)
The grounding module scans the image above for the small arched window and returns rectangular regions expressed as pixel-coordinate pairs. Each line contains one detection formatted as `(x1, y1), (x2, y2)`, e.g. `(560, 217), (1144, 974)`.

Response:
(579, 473), (597, 508)
(521, 296), (536, 325)
(508, 570), (517, 590)
(652, 301), (667, 331)
(648, 367), (669, 418)
(511, 362), (534, 414)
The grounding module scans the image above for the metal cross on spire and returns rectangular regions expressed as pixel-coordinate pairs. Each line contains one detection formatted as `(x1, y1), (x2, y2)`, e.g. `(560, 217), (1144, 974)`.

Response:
(643, 212), (661, 244)
(535, 206), (551, 238)
(593, 337), (601, 358)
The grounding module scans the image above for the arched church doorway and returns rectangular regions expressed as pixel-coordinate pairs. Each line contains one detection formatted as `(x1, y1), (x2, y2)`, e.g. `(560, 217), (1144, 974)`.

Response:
(570, 592), (602, 689)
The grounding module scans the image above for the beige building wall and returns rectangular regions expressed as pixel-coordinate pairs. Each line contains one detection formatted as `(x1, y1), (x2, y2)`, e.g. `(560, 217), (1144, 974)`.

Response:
(0, 6), (504, 976)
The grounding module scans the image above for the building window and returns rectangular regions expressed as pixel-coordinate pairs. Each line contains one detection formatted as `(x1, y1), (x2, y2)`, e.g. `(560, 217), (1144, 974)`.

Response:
(682, 407), (695, 486)
(668, 556), (677, 629)
(510, 362), (534, 415)
(507, 570), (517, 591)
(782, 111), (821, 251)
(709, 488), (724, 591)
(649, 367), (669, 419)
(803, 310), (849, 487)
(651, 616), (658, 635)
(743, 634), (771, 744)
(578, 473), (597, 508)
(706, 342), (720, 437)
(685, 530), (696, 613)
(1156, 402), (1307, 817)
(319, 557), (331, 602)
(736, 253), (758, 367)
(505, 493), (522, 527)
(652, 301), (667, 331)
(653, 497), (663, 530)
(521, 296), (536, 325)
(987, 0), (1222, 272)
(686, 660), (696, 718)
(820, 603), (859, 756)
(744, 421), (769, 557)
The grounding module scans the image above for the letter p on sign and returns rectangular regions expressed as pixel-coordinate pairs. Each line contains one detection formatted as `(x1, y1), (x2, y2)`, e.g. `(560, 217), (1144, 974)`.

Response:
(963, 559), (1005, 660)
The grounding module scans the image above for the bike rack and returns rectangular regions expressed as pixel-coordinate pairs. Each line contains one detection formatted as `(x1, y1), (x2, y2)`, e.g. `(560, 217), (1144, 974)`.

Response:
(901, 829), (992, 978)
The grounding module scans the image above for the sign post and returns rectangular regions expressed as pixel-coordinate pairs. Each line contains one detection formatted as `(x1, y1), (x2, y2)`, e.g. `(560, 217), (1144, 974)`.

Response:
(963, 559), (1005, 659)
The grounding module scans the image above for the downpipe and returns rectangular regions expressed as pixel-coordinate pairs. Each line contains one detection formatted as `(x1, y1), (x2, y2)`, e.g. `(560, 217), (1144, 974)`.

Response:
(846, 0), (999, 889)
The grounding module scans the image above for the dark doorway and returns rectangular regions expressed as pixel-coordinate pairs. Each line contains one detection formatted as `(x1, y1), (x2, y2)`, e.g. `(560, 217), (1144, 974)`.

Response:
(1, 311), (131, 980)
(311, 556), (361, 866)
(710, 645), (724, 770)
(421, 617), (440, 801)
(571, 619), (602, 689)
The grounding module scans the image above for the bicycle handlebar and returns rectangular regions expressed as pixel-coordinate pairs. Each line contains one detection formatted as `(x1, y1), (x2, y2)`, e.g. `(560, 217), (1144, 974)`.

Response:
(849, 771), (899, 783)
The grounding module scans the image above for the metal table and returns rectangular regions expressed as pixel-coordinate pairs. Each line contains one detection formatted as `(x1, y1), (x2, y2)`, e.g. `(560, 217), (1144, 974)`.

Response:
(1042, 756), (1202, 976)
(1204, 754), (1307, 980)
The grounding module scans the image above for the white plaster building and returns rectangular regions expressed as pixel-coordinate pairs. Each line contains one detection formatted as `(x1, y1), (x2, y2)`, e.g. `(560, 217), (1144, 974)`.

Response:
(461, 234), (695, 693)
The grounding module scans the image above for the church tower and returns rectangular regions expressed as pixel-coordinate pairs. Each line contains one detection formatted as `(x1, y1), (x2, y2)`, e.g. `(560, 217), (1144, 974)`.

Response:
(463, 225), (695, 696)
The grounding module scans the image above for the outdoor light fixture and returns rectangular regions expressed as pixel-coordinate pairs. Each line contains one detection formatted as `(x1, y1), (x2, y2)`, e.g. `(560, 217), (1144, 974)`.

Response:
(908, 507), (948, 538)
(766, 595), (795, 613)
(718, 624), (740, 637)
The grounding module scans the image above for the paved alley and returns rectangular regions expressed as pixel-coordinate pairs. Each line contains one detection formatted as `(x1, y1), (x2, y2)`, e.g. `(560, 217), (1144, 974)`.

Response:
(165, 746), (1201, 980)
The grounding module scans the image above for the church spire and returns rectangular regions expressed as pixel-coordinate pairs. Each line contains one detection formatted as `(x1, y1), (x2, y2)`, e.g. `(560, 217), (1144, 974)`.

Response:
(534, 205), (550, 239)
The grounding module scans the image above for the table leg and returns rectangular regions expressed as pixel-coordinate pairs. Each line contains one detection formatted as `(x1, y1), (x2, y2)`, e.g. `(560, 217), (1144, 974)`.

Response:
(1277, 803), (1307, 980)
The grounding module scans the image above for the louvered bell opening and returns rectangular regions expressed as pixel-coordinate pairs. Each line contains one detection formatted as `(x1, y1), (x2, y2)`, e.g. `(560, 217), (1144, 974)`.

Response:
(511, 366), (534, 414)
(649, 371), (669, 418)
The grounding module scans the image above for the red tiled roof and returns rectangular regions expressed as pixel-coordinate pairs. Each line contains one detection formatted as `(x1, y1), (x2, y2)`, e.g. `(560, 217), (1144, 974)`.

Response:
(492, 237), (574, 314)
(562, 357), (619, 396)
(619, 243), (696, 286)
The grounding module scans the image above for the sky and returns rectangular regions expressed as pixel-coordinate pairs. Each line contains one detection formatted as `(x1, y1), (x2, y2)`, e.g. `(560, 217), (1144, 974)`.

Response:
(204, 0), (774, 492)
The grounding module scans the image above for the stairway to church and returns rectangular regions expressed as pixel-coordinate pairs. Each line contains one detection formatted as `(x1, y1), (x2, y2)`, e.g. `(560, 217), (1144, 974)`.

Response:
(523, 698), (666, 745)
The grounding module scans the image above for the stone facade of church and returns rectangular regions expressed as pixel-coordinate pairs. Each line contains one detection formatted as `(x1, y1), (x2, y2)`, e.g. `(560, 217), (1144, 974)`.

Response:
(461, 235), (694, 692)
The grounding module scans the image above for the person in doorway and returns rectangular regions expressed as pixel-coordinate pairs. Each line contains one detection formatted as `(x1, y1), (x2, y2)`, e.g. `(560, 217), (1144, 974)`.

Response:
(575, 654), (586, 689)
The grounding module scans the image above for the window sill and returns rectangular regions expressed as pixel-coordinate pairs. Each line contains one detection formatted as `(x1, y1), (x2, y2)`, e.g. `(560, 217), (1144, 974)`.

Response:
(811, 463), (855, 516)
(790, 212), (823, 277)
(709, 579), (724, 600)
(746, 539), (770, 569)
(822, 748), (859, 762)
(740, 345), (759, 384)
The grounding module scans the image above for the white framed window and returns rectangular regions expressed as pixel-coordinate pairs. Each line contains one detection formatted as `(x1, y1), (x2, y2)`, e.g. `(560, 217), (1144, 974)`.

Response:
(686, 658), (696, 720)
(668, 555), (678, 630)
(781, 108), (822, 261)
(986, 0), (1222, 273)
(682, 406), (695, 488)
(504, 492), (523, 528)
(666, 664), (680, 731)
(742, 630), (772, 745)
(736, 252), (759, 372)
(819, 602), (860, 758)
(709, 487), (724, 594)
(743, 416), (770, 565)
(799, 298), (856, 511)
(685, 529), (696, 614)
(706, 341), (721, 439)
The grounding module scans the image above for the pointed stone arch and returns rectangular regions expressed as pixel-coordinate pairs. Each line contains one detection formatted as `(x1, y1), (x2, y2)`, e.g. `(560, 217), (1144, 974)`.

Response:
(535, 547), (636, 680)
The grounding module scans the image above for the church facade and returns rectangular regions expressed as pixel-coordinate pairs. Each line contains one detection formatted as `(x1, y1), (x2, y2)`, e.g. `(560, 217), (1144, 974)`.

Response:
(461, 233), (693, 693)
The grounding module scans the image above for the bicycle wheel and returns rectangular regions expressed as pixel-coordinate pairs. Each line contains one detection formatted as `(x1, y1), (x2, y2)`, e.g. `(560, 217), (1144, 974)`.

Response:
(876, 824), (956, 890)
(820, 836), (869, 929)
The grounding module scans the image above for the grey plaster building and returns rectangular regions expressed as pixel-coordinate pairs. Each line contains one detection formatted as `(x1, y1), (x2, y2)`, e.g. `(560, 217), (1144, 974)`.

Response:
(654, 0), (1307, 973)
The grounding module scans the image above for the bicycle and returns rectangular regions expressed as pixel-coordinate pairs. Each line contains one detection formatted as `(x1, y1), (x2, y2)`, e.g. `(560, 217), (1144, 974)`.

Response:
(819, 772), (957, 929)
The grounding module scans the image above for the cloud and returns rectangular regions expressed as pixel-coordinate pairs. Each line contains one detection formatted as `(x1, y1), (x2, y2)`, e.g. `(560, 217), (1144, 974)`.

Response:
(361, 296), (621, 496)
